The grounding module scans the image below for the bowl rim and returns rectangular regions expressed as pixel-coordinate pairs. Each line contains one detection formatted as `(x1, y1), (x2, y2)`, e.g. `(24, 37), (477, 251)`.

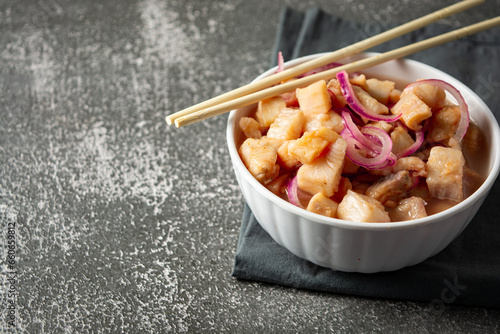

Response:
(227, 52), (500, 231)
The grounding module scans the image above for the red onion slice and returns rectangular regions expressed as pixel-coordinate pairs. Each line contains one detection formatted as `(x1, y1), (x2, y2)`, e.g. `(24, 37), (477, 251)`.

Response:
(275, 51), (284, 73)
(396, 129), (424, 159)
(336, 70), (401, 122)
(341, 128), (375, 155)
(405, 79), (469, 142)
(375, 152), (398, 169)
(340, 108), (374, 149)
(344, 126), (393, 169)
(286, 175), (303, 208)
(341, 130), (353, 141)
(345, 137), (384, 169)
(362, 126), (394, 160)
(387, 152), (397, 166)
(410, 176), (420, 190)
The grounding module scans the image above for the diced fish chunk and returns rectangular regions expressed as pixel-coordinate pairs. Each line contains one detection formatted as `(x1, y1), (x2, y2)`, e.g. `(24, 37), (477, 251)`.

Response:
(463, 121), (485, 153)
(286, 127), (340, 164)
(365, 78), (395, 105)
(391, 91), (431, 131)
(342, 155), (360, 174)
(331, 176), (353, 203)
(327, 78), (347, 108)
(256, 96), (287, 127)
(368, 120), (394, 133)
(350, 74), (368, 91)
(428, 105), (461, 142)
(411, 83), (446, 109)
(239, 116), (262, 139)
(390, 126), (415, 156)
(277, 141), (301, 170)
(296, 80), (332, 116)
(353, 85), (389, 115)
(365, 171), (415, 207)
(297, 137), (346, 197)
(303, 110), (344, 134)
(390, 197), (427, 221)
(392, 157), (427, 178)
(239, 137), (280, 185)
(337, 190), (390, 222)
(389, 88), (402, 104)
(426, 146), (465, 202)
(463, 165), (485, 195)
(306, 192), (339, 218)
(267, 108), (305, 141)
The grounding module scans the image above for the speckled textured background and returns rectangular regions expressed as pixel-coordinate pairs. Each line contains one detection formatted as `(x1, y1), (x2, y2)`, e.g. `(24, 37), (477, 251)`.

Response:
(1, 0), (499, 332)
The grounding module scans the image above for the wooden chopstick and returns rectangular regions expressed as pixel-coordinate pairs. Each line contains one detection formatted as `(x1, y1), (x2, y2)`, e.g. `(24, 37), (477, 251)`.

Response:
(174, 16), (500, 128)
(166, 0), (484, 126)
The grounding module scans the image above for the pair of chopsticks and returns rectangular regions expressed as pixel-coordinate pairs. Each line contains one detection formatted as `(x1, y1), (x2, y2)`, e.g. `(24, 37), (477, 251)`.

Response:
(167, 0), (500, 128)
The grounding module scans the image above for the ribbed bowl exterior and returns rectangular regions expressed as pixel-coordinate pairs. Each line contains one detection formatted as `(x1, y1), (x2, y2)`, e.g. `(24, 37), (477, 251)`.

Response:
(227, 53), (500, 273)
(232, 156), (490, 272)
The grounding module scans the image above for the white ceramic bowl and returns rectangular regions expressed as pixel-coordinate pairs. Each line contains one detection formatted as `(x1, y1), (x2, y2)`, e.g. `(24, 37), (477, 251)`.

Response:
(227, 52), (500, 273)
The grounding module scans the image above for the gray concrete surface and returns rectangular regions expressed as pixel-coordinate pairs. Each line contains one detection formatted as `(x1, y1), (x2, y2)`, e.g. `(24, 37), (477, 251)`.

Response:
(1, 0), (499, 332)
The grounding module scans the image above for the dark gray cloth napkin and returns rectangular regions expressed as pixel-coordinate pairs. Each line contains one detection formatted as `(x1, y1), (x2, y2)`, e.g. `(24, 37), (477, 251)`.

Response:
(232, 7), (500, 309)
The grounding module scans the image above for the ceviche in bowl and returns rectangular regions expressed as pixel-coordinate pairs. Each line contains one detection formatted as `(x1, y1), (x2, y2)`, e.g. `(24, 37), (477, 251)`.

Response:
(226, 52), (500, 273)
